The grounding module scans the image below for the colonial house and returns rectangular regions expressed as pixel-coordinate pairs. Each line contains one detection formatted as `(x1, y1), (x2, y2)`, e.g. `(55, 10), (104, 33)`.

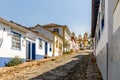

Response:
(0, 17), (52, 67)
(43, 23), (72, 52)
(29, 24), (63, 57)
(91, 0), (120, 80)
(0, 17), (27, 67)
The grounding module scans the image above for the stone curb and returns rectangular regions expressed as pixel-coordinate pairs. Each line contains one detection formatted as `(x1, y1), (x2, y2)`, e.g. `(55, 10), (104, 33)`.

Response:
(0, 53), (74, 78)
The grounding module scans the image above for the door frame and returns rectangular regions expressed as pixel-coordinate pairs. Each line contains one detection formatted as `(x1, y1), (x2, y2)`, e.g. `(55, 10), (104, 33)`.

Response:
(26, 40), (36, 61)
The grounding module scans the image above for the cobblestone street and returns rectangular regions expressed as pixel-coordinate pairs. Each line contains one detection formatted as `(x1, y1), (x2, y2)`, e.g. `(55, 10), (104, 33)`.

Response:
(0, 51), (102, 80)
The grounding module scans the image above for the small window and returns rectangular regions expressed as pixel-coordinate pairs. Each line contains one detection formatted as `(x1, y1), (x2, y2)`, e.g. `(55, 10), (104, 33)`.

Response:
(49, 44), (52, 51)
(53, 28), (59, 34)
(98, 30), (100, 40)
(101, 16), (104, 30)
(59, 42), (62, 50)
(12, 31), (21, 50)
(39, 39), (42, 49)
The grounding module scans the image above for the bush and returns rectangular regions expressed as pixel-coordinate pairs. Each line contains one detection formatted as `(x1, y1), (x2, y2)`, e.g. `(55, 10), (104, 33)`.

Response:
(70, 49), (74, 53)
(63, 51), (70, 55)
(5, 56), (23, 67)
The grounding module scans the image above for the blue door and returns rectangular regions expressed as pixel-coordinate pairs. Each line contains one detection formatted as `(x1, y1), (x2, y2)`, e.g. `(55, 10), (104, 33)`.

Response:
(32, 43), (36, 60)
(45, 42), (48, 55)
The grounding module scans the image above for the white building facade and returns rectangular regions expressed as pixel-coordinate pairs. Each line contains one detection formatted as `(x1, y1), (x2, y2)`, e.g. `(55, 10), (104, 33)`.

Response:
(29, 24), (63, 57)
(0, 18), (27, 67)
(0, 17), (53, 67)
(92, 0), (120, 80)
(43, 24), (72, 52)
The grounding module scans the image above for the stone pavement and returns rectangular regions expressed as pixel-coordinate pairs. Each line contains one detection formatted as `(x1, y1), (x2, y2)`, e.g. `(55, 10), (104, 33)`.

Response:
(64, 55), (89, 80)
(86, 54), (103, 80)
(0, 51), (103, 80)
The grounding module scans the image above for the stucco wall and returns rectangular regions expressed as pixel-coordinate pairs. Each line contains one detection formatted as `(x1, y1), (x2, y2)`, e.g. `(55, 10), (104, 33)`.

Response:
(96, 45), (107, 80)
(34, 26), (53, 57)
(108, 1), (120, 79)
(109, 27), (120, 80)
(94, 0), (108, 80)
(36, 38), (45, 60)
(47, 43), (53, 57)
(113, 1), (120, 34)
(54, 35), (63, 56)
(35, 26), (53, 40)
(108, 0), (119, 80)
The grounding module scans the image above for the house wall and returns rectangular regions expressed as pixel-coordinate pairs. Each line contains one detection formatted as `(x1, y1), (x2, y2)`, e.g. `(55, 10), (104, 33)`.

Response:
(0, 23), (26, 67)
(94, 0), (108, 80)
(64, 31), (71, 51)
(47, 43), (53, 57)
(36, 38), (52, 59)
(45, 27), (63, 37)
(45, 26), (71, 52)
(54, 35), (63, 56)
(34, 26), (53, 40)
(108, 1), (120, 80)
(26, 30), (37, 60)
(33, 26), (53, 57)
(26, 30), (53, 60)
(34, 26), (64, 57)
(35, 38), (45, 60)
(94, 0), (120, 80)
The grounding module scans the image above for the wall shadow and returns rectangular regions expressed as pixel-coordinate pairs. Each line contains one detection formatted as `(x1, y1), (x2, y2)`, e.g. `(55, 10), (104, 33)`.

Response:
(29, 54), (88, 80)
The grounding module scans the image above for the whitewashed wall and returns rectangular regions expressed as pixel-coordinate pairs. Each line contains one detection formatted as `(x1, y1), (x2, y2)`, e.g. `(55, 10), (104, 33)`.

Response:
(35, 26), (53, 40)
(47, 43), (53, 57)
(109, 1), (120, 80)
(36, 38), (45, 60)
(34, 26), (53, 57)
(65, 31), (71, 51)
(94, 0), (108, 80)
(113, 1), (120, 34)
(26, 30), (53, 60)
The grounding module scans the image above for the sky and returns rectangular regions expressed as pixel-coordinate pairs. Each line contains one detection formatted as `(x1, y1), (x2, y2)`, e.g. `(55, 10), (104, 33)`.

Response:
(0, 0), (91, 37)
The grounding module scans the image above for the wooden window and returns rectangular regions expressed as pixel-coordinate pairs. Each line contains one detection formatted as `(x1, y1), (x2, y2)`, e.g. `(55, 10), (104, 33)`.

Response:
(39, 39), (42, 49)
(12, 31), (21, 50)
(53, 28), (59, 34)
(59, 42), (62, 50)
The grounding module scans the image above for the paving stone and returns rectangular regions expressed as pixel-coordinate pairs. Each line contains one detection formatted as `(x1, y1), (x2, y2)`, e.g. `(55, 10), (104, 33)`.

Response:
(86, 54), (103, 80)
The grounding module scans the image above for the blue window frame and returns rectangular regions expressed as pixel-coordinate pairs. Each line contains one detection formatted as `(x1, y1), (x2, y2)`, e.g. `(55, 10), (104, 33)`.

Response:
(11, 31), (21, 50)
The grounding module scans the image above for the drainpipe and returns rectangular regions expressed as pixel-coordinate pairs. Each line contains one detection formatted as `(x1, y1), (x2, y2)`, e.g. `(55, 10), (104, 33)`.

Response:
(106, 43), (108, 80)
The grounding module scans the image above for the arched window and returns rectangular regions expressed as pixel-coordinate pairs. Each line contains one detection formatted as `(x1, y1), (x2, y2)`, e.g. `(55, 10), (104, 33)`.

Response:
(53, 28), (59, 34)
